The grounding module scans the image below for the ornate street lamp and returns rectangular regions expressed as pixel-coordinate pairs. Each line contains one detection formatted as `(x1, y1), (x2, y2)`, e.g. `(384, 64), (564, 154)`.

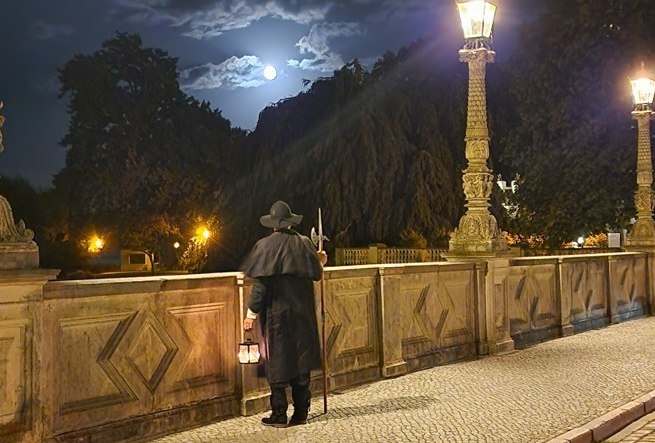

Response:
(625, 65), (655, 248)
(449, 0), (508, 253)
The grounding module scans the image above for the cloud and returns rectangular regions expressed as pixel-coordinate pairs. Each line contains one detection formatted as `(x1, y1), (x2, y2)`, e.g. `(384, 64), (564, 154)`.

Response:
(180, 55), (268, 90)
(30, 21), (73, 41)
(115, 0), (330, 39)
(287, 22), (362, 73)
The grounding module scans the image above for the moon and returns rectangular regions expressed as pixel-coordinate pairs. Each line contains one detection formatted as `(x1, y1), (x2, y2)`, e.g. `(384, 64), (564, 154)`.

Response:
(263, 65), (277, 81)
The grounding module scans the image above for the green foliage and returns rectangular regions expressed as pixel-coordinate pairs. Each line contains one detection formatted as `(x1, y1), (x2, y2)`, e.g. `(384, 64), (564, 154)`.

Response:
(398, 229), (428, 249)
(499, 0), (655, 247)
(217, 45), (470, 267)
(54, 33), (245, 265)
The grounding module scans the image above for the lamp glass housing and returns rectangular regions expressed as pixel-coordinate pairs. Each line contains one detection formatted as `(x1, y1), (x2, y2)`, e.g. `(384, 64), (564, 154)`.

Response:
(238, 340), (260, 364)
(631, 77), (655, 106)
(457, 0), (497, 40)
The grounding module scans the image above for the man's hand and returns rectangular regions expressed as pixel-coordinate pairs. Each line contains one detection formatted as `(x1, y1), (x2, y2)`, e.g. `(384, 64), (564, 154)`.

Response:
(318, 250), (328, 266)
(243, 317), (255, 331)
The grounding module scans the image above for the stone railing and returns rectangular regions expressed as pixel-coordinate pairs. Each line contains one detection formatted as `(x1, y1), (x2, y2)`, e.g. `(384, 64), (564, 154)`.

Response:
(1, 252), (654, 442)
(335, 246), (446, 265)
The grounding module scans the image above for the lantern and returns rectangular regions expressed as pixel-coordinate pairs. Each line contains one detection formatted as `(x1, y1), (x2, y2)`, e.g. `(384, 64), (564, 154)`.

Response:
(238, 335), (260, 364)
(631, 70), (655, 107)
(456, 0), (497, 41)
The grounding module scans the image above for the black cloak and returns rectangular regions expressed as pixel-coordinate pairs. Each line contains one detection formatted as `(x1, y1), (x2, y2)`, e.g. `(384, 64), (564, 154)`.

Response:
(242, 229), (323, 384)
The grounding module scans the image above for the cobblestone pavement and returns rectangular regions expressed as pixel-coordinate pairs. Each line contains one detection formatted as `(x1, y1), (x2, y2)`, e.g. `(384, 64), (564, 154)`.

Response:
(153, 317), (655, 443)
(607, 411), (655, 442)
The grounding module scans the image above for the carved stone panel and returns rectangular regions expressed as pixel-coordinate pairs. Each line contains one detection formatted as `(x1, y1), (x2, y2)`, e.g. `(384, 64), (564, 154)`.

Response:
(609, 255), (647, 319)
(561, 260), (608, 326)
(323, 275), (379, 375)
(508, 264), (558, 335)
(57, 312), (139, 416)
(166, 302), (232, 392)
(0, 320), (28, 428)
(399, 270), (473, 358)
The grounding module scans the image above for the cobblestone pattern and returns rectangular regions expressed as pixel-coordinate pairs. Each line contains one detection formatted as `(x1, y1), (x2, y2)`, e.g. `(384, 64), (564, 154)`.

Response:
(153, 317), (655, 443)
(607, 412), (655, 442)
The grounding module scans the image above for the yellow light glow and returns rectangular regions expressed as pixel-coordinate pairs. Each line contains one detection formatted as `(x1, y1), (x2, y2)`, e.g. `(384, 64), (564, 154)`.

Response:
(173, 241), (181, 249)
(195, 226), (212, 243)
(631, 77), (655, 106)
(88, 235), (104, 253)
(457, 0), (497, 40)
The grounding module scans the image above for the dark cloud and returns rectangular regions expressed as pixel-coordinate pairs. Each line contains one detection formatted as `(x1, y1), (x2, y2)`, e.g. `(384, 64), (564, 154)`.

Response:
(181, 55), (267, 89)
(29, 20), (74, 40)
(288, 22), (362, 72)
(115, 0), (330, 38)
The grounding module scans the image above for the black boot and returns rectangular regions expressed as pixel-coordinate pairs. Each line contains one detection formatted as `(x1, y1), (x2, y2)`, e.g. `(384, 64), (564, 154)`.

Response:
(263, 385), (288, 428)
(289, 383), (310, 426)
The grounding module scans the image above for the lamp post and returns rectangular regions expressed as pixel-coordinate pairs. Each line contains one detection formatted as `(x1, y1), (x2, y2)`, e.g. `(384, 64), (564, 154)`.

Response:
(625, 66), (655, 248)
(449, 0), (508, 253)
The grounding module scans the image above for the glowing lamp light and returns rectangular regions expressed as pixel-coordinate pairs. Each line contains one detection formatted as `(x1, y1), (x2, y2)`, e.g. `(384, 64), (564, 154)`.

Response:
(631, 73), (655, 106)
(238, 336), (260, 364)
(195, 226), (211, 242)
(456, 0), (497, 40)
(173, 241), (181, 249)
(87, 235), (104, 253)
(577, 236), (585, 246)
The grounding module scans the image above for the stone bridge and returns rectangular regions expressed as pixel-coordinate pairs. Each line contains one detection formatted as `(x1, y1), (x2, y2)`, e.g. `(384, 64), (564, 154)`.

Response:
(1, 252), (653, 442)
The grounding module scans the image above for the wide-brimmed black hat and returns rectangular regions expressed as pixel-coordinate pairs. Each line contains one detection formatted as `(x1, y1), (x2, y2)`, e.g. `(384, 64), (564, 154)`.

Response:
(260, 201), (303, 229)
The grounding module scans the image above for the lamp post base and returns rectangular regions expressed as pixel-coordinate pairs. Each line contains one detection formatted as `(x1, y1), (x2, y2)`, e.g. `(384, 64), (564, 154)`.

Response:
(448, 213), (509, 254)
(625, 219), (655, 250)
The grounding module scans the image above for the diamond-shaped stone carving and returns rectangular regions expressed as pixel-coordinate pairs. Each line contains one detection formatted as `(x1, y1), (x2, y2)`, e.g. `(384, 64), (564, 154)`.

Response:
(125, 315), (177, 393)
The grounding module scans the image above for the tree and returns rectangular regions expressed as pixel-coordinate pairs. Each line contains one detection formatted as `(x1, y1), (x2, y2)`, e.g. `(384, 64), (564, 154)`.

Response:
(55, 33), (244, 268)
(499, 0), (655, 247)
(215, 39), (471, 268)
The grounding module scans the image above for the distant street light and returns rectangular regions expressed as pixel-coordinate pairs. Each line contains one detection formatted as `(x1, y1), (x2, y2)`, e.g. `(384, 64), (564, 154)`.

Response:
(449, 0), (508, 254)
(625, 65), (655, 249)
(87, 235), (105, 253)
(173, 241), (181, 249)
(194, 226), (212, 244)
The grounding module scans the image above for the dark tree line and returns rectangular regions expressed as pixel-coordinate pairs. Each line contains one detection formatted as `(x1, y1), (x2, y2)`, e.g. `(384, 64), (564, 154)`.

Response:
(4, 0), (655, 274)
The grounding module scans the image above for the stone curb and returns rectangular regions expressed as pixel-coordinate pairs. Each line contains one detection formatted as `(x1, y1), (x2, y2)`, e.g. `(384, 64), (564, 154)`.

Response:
(547, 390), (655, 443)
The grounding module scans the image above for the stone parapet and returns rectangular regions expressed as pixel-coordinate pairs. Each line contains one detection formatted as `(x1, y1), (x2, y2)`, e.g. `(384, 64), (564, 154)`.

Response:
(0, 252), (651, 441)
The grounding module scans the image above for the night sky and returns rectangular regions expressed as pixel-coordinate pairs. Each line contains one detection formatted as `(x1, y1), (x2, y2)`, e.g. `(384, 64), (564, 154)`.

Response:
(0, 0), (540, 188)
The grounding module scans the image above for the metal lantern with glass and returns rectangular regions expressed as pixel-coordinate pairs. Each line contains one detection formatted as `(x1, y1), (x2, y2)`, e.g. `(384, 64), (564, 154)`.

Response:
(449, 0), (508, 254)
(625, 65), (655, 248)
(238, 334), (260, 365)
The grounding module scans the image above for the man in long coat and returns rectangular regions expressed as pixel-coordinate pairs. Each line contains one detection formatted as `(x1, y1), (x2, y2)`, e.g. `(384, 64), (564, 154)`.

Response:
(242, 201), (327, 427)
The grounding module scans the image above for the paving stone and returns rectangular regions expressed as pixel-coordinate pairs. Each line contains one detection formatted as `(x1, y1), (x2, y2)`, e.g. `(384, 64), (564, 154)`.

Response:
(154, 317), (655, 443)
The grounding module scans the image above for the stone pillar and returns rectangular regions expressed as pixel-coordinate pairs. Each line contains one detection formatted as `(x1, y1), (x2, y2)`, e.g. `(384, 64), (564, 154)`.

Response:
(625, 109), (655, 249)
(449, 48), (508, 254)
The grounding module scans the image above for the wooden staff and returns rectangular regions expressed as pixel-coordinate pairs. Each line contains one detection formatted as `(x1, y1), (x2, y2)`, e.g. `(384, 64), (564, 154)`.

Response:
(312, 208), (329, 414)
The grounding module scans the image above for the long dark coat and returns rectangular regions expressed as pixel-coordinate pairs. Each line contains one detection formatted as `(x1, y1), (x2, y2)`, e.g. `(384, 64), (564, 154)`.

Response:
(242, 228), (323, 384)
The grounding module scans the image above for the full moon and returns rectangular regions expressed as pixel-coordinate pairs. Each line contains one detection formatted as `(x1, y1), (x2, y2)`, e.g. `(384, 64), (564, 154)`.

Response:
(263, 65), (277, 81)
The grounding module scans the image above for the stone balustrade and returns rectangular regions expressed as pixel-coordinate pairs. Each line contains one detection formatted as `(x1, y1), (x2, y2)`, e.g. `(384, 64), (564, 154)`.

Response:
(1, 252), (653, 442)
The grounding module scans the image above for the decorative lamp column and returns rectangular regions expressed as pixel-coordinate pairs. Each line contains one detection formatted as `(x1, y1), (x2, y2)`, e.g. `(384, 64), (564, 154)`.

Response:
(625, 67), (655, 248)
(449, 0), (508, 253)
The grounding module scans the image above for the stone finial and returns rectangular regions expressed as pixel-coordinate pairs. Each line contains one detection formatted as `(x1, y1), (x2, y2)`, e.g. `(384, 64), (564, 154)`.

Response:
(0, 196), (34, 243)
(0, 102), (35, 244)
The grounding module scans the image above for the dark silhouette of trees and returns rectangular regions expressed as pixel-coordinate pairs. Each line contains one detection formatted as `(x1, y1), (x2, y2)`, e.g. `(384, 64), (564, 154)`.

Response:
(54, 33), (244, 270)
(216, 43), (471, 268)
(499, 0), (655, 247)
(50, 0), (655, 271)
